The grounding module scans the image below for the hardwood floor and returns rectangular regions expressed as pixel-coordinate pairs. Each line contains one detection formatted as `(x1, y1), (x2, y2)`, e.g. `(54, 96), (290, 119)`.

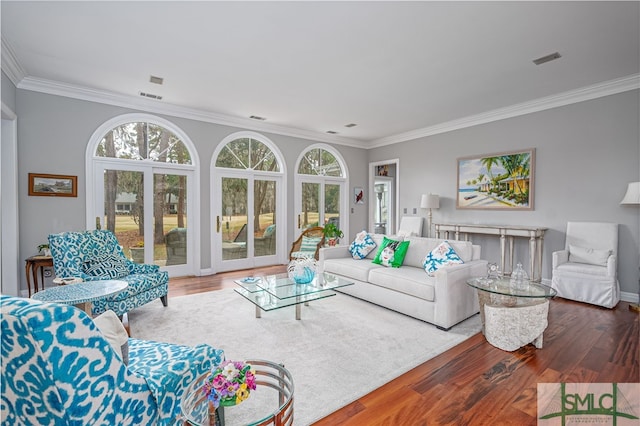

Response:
(169, 268), (639, 425)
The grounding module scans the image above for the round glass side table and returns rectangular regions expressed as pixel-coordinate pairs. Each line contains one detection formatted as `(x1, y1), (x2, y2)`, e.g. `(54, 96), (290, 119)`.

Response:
(178, 359), (294, 426)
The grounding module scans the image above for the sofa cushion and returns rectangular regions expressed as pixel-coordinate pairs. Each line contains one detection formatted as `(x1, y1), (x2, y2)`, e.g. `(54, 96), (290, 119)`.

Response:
(368, 267), (436, 301)
(569, 244), (610, 266)
(423, 241), (464, 276)
(556, 262), (609, 277)
(349, 231), (377, 259)
(324, 258), (383, 282)
(372, 237), (410, 268)
(83, 253), (129, 279)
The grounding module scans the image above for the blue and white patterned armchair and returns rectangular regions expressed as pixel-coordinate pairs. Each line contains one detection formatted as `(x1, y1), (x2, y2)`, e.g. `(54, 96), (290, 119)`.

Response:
(48, 229), (169, 316)
(1, 295), (224, 425)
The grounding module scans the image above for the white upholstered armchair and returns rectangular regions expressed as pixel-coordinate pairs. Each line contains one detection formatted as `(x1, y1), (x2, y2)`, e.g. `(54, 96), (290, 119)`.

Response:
(551, 222), (620, 308)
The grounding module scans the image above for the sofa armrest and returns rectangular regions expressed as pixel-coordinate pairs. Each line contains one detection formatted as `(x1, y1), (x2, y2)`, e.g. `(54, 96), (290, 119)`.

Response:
(433, 259), (487, 329)
(126, 260), (160, 274)
(552, 250), (569, 269)
(606, 254), (617, 277)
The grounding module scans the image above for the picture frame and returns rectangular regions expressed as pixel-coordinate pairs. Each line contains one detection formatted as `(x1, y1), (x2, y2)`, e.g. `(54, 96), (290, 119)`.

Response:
(28, 173), (78, 197)
(456, 148), (535, 210)
(354, 187), (365, 204)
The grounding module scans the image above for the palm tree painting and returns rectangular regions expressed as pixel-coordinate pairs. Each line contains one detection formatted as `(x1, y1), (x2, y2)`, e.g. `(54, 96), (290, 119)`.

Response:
(457, 149), (535, 210)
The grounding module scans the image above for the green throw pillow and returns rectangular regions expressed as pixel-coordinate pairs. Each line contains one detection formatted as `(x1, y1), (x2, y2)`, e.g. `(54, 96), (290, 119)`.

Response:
(372, 236), (410, 268)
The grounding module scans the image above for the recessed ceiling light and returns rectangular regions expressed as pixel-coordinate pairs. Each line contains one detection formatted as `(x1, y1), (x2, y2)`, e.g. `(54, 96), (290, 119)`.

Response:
(344, 123), (357, 128)
(326, 130), (338, 134)
(249, 115), (267, 121)
(533, 52), (561, 65)
(139, 92), (163, 100)
(149, 75), (164, 85)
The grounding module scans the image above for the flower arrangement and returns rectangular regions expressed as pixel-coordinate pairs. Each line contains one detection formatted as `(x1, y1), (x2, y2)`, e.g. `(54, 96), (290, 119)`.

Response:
(202, 360), (257, 408)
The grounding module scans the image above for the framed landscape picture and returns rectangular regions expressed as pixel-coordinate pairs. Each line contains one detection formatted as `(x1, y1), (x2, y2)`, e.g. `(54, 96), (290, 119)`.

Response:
(28, 173), (77, 197)
(456, 148), (535, 210)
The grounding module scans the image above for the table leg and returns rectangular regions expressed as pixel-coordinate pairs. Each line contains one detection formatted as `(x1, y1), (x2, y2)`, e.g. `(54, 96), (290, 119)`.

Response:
(295, 303), (301, 320)
(255, 305), (261, 318)
(75, 302), (92, 316)
(25, 262), (32, 297)
(39, 266), (45, 292)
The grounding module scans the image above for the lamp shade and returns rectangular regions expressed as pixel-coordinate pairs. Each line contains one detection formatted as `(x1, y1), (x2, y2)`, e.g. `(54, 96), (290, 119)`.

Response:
(420, 194), (440, 209)
(620, 182), (640, 205)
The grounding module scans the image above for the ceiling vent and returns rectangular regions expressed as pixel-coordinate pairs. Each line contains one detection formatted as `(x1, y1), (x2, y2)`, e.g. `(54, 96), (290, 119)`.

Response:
(249, 115), (267, 121)
(344, 123), (357, 128)
(533, 52), (561, 65)
(139, 92), (163, 100)
(149, 75), (164, 85)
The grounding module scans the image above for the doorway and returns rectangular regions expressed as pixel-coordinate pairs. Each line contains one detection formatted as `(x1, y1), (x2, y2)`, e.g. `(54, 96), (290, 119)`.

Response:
(369, 160), (399, 235)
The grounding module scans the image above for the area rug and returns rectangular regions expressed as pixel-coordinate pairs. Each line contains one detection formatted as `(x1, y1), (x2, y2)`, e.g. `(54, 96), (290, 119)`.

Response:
(129, 288), (481, 425)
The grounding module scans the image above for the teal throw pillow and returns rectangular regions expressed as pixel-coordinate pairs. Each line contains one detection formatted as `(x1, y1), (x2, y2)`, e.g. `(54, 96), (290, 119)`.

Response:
(83, 253), (129, 279)
(422, 240), (464, 276)
(301, 236), (322, 252)
(372, 236), (409, 268)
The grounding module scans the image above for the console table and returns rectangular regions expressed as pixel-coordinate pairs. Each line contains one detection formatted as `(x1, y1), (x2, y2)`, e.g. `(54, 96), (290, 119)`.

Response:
(435, 223), (547, 281)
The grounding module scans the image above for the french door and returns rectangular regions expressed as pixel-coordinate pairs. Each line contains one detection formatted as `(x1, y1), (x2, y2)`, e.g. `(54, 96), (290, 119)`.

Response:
(213, 171), (281, 272)
(92, 161), (195, 277)
(295, 177), (345, 237)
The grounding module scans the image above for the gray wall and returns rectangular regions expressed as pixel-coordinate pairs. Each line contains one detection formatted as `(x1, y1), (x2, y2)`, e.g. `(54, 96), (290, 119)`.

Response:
(2, 71), (16, 111)
(369, 90), (640, 295)
(12, 89), (368, 291)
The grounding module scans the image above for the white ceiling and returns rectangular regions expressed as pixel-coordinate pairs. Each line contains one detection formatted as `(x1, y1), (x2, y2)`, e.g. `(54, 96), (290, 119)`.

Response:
(2, 1), (639, 147)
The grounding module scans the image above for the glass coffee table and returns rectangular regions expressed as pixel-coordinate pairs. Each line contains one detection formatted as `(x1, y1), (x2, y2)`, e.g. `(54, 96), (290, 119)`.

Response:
(235, 273), (353, 320)
(467, 276), (556, 351)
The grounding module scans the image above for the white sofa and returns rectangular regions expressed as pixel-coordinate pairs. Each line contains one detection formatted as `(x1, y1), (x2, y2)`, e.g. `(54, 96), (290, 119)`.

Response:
(319, 235), (487, 330)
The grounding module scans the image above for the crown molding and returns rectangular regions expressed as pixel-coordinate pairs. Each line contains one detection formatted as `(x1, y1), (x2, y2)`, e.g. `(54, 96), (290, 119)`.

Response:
(1, 37), (27, 85)
(15, 76), (369, 149)
(369, 73), (640, 148)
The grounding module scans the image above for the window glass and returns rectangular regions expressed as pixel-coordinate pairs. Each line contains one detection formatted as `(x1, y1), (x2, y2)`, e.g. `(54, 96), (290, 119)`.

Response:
(297, 148), (342, 177)
(96, 122), (192, 165)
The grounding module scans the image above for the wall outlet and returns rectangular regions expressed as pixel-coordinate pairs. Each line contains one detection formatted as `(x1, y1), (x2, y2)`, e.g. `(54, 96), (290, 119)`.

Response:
(413, 207), (417, 214)
(43, 267), (53, 278)
(403, 208), (407, 214)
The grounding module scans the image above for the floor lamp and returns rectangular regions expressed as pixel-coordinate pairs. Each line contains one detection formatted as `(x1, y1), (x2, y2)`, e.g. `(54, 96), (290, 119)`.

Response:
(421, 194), (439, 238)
(620, 181), (640, 313)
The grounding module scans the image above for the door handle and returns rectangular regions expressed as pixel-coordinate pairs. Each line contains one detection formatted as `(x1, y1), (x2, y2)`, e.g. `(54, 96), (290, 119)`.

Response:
(297, 214), (301, 229)
(216, 216), (221, 233)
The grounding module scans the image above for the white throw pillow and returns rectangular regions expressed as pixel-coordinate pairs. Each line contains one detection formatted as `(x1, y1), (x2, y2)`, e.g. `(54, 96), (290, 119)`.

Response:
(422, 240), (464, 276)
(348, 231), (377, 259)
(569, 244), (611, 266)
(93, 310), (129, 364)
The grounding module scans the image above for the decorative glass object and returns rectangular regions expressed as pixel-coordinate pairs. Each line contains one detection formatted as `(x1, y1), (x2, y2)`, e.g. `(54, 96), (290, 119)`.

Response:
(287, 258), (317, 284)
(511, 262), (528, 290)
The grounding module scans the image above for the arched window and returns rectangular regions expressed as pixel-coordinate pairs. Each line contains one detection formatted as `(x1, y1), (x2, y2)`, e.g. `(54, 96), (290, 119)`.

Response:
(87, 114), (198, 277)
(297, 147), (343, 177)
(96, 121), (192, 164)
(295, 145), (348, 236)
(215, 137), (280, 172)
